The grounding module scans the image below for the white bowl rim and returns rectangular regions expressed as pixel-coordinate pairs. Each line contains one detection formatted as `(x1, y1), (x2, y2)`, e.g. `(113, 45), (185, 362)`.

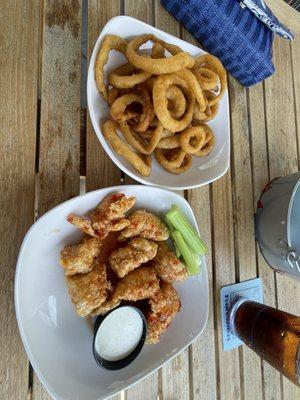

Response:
(14, 185), (209, 400)
(87, 15), (230, 191)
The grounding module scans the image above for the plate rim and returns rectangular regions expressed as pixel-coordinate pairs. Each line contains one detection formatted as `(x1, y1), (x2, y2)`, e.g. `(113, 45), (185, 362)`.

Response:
(15, 185), (209, 400)
(87, 15), (230, 191)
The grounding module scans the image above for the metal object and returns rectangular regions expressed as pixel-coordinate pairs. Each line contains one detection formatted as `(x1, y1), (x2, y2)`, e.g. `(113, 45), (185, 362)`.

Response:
(255, 172), (300, 280)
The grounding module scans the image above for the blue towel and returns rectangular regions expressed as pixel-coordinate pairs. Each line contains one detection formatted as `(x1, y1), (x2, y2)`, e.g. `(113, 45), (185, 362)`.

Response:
(161, 0), (283, 86)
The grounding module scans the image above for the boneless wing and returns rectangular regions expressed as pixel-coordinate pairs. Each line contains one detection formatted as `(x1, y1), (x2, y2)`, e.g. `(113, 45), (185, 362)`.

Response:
(112, 266), (160, 302)
(109, 237), (158, 278)
(146, 281), (181, 344)
(118, 210), (169, 241)
(60, 237), (101, 276)
(90, 193), (135, 238)
(152, 242), (188, 282)
(66, 260), (110, 317)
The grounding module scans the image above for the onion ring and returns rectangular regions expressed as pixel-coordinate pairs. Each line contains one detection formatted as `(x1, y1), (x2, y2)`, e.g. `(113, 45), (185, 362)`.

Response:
(131, 84), (155, 132)
(110, 93), (144, 122)
(108, 62), (151, 89)
(193, 54), (227, 105)
(168, 153), (193, 174)
(119, 121), (164, 154)
(126, 34), (194, 74)
(193, 67), (219, 90)
(95, 35), (127, 99)
(155, 148), (192, 174)
(179, 125), (206, 154)
(193, 123), (216, 157)
(175, 69), (207, 112)
(153, 74), (195, 133)
(140, 128), (173, 140)
(166, 86), (186, 119)
(102, 120), (151, 176)
(193, 102), (219, 122)
(156, 134), (180, 149)
(155, 148), (186, 169)
(151, 43), (165, 59)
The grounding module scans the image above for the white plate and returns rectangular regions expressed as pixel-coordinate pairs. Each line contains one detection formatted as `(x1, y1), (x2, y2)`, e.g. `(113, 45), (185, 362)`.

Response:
(15, 186), (209, 400)
(87, 16), (230, 190)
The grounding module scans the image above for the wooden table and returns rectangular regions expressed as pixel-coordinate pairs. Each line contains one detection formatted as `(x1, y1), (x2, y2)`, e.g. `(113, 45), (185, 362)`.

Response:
(1, 1), (300, 399)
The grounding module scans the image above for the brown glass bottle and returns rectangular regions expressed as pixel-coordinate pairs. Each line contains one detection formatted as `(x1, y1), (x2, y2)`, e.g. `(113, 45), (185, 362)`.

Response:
(230, 299), (300, 385)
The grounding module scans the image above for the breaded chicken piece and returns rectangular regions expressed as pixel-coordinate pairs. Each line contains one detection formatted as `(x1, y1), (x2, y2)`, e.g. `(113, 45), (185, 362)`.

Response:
(67, 214), (96, 237)
(118, 210), (169, 241)
(66, 260), (110, 317)
(112, 266), (160, 302)
(152, 242), (188, 282)
(90, 193), (135, 238)
(109, 237), (158, 278)
(146, 281), (181, 344)
(90, 299), (121, 316)
(60, 237), (101, 276)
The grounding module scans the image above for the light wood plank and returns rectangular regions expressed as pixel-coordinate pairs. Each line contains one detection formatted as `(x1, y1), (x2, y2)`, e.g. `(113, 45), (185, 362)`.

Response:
(153, 3), (190, 399)
(86, 0), (122, 192)
(229, 76), (263, 400)
(248, 82), (282, 400)
(86, 2), (122, 400)
(123, 1), (159, 398)
(291, 37), (300, 169)
(181, 27), (218, 400)
(0, 1), (39, 398)
(32, 0), (82, 398)
(187, 187), (217, 400)
(264, 37), (300, 400)
(212, 173), (241, 400)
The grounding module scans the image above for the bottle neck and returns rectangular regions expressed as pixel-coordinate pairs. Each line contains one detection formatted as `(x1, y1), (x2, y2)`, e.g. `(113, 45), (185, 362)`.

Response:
(229, 297), (249, 336)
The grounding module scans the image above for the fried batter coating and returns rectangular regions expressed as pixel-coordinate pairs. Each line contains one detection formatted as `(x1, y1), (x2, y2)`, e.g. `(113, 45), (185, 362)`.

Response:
(90, 299), (121, 316)
(112, 266), (160, 302)
(118, 210), (169, 241)
(67, 214), (96, 237)
(66, 260), (110, 317)
(152, 242), (187, 282)
(109, 237), (158, 278)
(146, 281), (181, 344)
(90, 193), (135, 239)
(60, 237), (101, 276)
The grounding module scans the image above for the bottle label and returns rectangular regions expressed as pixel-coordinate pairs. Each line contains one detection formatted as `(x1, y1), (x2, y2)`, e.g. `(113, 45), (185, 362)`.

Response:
(220, 277), (263, 351)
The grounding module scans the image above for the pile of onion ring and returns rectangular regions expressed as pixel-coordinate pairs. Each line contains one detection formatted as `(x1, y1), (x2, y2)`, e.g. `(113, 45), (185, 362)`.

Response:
(95, 34), (227, 176)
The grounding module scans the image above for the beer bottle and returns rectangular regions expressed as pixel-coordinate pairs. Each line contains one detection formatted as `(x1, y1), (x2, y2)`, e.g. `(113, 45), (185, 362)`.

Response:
(229, 299), (300, 385)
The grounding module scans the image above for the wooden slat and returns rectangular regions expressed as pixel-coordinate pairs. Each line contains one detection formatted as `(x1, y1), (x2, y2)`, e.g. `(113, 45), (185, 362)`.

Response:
(0, 1), (39, 398)
(123, 1), (159, 398)
(32, 0), (82, 398)
(291, 38), (300, 167)
(86, 0), (122, 192)
(181, 27), (218, 400)
(264, 37), (300, 400)
(153, 3), (190, 399)
(212, 172), (241, 400)
(248, 83), (282, 400)
(187, 187), (217, 400)
(86, 2), (122, 400)
(229, 76), (263, 400)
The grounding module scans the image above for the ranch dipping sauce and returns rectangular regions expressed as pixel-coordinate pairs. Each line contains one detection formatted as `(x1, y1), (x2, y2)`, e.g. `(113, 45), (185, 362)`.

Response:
(94, 306), (144, 363)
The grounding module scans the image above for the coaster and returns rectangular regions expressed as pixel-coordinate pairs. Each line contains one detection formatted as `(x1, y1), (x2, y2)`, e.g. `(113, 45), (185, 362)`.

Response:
(220, 277), (263, 351)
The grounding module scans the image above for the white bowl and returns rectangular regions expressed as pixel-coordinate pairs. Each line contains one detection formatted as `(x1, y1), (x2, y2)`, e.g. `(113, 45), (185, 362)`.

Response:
(15, 185), (209, 400)
(87, 16), (230, 190)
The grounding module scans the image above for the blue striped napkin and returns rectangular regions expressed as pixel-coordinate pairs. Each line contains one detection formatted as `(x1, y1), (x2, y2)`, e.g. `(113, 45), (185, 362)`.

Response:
(161, 0), (293, 86)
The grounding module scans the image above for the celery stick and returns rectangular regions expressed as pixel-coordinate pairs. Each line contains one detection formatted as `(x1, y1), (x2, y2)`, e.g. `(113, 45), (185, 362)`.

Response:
(165, 217), (181, 258)
(166, 205), (208, 255)
(172, 230), (200, 275)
